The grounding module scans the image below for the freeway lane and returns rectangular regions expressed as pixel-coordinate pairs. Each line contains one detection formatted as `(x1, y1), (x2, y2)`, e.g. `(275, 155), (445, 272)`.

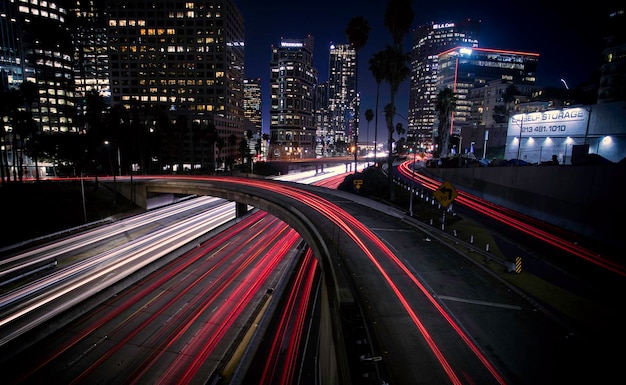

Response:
(2, 211), (302, 385)
(2, 167), (620, 384)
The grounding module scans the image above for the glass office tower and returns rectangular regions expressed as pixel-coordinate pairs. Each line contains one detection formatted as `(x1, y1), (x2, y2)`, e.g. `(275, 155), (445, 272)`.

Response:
(269, 36), (318, 159)
(408, 19), (480, 150)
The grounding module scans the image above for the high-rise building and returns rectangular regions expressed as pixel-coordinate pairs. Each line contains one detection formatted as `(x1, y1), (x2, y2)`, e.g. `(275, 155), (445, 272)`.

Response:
(436, 46), (539, 136)
(1, 0), (77, 134)
(243, 77), (262, 158)
(408, 20), (480, 150)
(69, 0), (110, 120)
(106, 0), (245, 168)
(243, 77), (262, 132)
(269, 36), (318, 159)
(327, 43), (356, 155)
(315, 81), (330, 156)
(598, 9), (626, 103)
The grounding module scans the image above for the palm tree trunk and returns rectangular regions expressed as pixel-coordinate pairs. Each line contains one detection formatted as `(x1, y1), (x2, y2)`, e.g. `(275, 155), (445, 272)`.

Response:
(374, 83), (379, 166)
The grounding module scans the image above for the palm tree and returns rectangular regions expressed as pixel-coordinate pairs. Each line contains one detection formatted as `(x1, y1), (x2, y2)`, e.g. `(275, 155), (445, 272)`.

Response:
(380, 45), (411, 200)
(215, 136), (225, 170)
(204, 122), (218, 174)
(227, 134), (237, 172)
(364, 108), (374, 164)
(346, 16), (370, 174)
(368, 51), (386, 166)
(382, 0), (414, 200)
(435, 87), (457, 158)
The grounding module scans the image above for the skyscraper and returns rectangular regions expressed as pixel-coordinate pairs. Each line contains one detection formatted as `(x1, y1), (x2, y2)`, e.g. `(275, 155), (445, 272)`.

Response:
(107, 0), (245, 168)
(436, 46), (539, 135)
(269, 36), (318, 159)
(1, 0), (77, 134)
(243, 77), (262, 158)
(408, 19), (480, 150)
(314, 81), (330, 157)
(243, 77), (262, 132)
(327, 43), (356, 155)
(69, 0), (110, 118)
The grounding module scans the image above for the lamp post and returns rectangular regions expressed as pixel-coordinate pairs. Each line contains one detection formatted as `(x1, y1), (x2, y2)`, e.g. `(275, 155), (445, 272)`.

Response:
(516, 114), (524, 161)
(482, 130), (489, 159)
(458, 135), (463, 167)
(104, 140), (117, 207)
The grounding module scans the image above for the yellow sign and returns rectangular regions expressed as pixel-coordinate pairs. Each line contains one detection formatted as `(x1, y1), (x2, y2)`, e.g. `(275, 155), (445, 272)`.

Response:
(353, 179), (363, 189)
(433, 180), (458, 207)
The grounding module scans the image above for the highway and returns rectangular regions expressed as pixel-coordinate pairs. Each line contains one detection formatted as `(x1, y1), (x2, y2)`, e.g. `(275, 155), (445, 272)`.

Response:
(0, 163), (622, 384)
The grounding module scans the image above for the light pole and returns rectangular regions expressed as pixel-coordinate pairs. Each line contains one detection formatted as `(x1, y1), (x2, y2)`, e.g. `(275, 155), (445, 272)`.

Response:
(104, 140), (117, 207)
(516, 114), (524, 161)
(482, 130), (489, 159)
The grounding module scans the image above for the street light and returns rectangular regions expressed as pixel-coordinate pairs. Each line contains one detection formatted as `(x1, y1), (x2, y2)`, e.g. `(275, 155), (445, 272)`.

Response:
(409, 143), (417, 216)
(104, 140), (117, 207)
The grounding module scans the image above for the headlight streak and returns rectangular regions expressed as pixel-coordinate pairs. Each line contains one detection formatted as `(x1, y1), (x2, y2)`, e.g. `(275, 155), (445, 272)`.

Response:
(164, 175), (505, 385)
(0, 196), (224, 271)
(66, 217), (298, 385)
(14, 210), (274, 384)
(397, 161), (625, 276)
(0, 203), (237, 345)
(260, 248), (317, 385)
(162, 230), (302, 385)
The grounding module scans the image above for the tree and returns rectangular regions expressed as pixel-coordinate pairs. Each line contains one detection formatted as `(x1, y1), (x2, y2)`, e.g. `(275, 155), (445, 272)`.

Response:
(365, 108), (374, 161)
(380, 45), (411, 200)
(239, 138), (250, 172)
(435, 87), (457, 158)
(381, 0), (414, 200)
(215, 136), (225, 170)
(227, 134), (237, 171)
(369, 50), (386, 165)
(204, 122), (218, 174)
(346, 16), (371, 173)
(174, 115), (188, 173)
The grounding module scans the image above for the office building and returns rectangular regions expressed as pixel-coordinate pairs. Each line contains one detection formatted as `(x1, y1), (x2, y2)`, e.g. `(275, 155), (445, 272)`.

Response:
(243, 77), (262, 158)
(314, 81), (330, 156)
(69, 0), (110, 120)
(0, 0), (77, 134)
(408, 19), (480, 150)
(598, 9), (626, 103)
(436, 46), (539, 142)
(107, 0), (245, 170)
(269, 36), (318, 159)
(327, 43), (357, 155)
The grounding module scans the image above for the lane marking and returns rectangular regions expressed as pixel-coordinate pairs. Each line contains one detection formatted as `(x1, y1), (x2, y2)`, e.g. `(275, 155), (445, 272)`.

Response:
(436, 295), (522, 310)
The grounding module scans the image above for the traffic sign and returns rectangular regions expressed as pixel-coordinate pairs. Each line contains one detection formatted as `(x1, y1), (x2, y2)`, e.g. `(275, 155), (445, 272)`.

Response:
(433, 180), (458, 207)
(353, 179), (363, 190)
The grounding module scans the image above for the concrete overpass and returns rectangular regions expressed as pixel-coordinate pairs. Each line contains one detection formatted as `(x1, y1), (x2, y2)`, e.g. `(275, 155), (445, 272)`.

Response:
(112, 175), (405, 385)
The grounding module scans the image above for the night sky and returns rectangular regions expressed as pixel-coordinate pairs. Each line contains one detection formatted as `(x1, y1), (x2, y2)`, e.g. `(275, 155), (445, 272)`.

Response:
(234, 0), (616, 137)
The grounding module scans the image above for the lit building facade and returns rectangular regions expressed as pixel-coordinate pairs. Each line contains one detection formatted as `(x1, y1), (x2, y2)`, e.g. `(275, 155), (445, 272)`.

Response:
(327, 43), (356, 155)
(598, 9), (626, 103)
(269, 36), (317, 159)
(408, 19), (480, 150)
(314, 81), (330, 156)
(70, 0), (110, 120)
(107, 0), (245, 169)
(243, 77), (262, 158)
(436, 46), (539, 141)
(505, 102), (626, 164)
(243, 77), (261, 132)
(0, 0), (77, 134)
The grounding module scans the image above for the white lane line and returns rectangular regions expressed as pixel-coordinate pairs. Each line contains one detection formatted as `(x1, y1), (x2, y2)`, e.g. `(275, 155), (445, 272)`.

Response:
(436, 295), (523, 310)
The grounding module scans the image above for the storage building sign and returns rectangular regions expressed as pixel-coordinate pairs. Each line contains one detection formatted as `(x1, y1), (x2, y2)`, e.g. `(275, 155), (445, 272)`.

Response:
(507, 107), (589, 138)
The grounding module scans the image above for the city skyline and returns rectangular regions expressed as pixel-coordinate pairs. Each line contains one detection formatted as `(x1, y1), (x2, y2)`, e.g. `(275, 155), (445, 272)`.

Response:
(235, 0), (614, 138)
